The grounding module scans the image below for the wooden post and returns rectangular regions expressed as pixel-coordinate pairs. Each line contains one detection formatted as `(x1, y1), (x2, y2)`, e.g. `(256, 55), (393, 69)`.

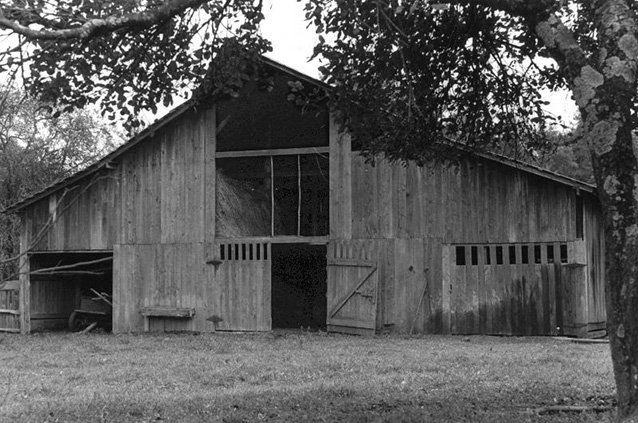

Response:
(19, 215), (31, 334)
(329, 111), (352, 240)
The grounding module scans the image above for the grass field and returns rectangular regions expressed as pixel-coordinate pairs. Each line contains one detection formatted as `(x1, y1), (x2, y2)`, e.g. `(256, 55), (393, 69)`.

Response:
(0, 331), (616, 422)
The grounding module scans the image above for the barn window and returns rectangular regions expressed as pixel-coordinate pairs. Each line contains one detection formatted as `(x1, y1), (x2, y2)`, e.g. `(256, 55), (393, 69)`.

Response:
(456, 246), (466, 265)
(508, 246), (516, 264)
(534, 245), (542, 264)
(547, 245), (555, 263)
(495, 246), (503, 265)
(484, 246), (491, 265)
(560, 244), (568, 263)
(471, 246), (478, 265)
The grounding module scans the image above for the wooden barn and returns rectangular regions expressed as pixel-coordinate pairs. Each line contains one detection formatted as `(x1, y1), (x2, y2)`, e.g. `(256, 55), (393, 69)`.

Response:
(2, 59), (606, 338)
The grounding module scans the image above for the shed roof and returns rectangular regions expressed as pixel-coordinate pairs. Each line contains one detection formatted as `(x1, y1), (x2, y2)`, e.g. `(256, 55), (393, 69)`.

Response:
(3, 57), (595, 214)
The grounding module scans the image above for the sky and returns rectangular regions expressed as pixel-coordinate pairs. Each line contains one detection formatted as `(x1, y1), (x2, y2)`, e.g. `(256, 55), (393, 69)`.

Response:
(260, 0), (322, 78)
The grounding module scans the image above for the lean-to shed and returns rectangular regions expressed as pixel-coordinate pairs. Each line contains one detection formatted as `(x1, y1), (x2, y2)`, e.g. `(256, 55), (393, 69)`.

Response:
(3, 58), (606, 337)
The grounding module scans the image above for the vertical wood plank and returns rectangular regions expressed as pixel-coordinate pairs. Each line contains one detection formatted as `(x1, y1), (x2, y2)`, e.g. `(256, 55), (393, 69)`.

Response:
(329, 112), (352, 240)
(441, 244), (451, 334)
(203, 106), (217, 243)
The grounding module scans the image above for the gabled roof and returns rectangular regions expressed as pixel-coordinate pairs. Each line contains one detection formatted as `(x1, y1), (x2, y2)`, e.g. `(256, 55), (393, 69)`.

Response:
(3, 57), (595, 214)
(4, 57), (325, 213)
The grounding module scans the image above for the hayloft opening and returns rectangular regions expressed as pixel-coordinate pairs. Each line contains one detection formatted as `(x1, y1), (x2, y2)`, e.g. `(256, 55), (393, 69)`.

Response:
(216, 153), (329, 238)
(271, 243), (327, 329)
(29, 252), (113, 332)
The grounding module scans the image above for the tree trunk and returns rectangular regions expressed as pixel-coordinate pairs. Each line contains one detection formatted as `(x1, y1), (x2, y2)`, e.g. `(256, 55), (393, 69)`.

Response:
(591, 122), (638, 421)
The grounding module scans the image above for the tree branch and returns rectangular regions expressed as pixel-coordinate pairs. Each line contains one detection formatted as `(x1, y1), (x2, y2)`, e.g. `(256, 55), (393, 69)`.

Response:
(0, 0), (212, 40)
(451, 0), (559, 16)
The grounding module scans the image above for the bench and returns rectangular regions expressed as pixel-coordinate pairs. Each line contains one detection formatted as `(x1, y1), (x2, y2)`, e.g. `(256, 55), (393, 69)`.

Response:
(140, 307), (196, 332)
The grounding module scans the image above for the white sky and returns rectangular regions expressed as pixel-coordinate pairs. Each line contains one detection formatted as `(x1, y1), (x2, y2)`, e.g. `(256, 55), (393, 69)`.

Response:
(261, 0), (322, 78)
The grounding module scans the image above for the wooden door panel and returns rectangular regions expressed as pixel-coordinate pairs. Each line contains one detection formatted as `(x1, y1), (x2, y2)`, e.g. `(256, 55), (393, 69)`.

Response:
(0, 280), (20, 333)
(214, 242), (271, 331)
(327, 258), (377, 335)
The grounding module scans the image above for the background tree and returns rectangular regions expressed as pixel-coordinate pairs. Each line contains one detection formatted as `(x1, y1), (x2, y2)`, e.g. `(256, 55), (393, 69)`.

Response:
(0, 88), (120, 281)
(0, 0), (270, 129)
(1, 0), (638, 419)
(536, 129), (596, 184)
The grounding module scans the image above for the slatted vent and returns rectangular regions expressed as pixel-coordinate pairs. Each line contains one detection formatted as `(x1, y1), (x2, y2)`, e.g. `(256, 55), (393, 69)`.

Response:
(455, 243), (569, 266)
(219, 243), (269, 261)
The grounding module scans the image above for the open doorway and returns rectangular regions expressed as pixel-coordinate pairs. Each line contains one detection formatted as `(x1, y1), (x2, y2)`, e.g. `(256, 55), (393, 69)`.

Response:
(29, 252), (113, 332)
(271, 244), (327, 329)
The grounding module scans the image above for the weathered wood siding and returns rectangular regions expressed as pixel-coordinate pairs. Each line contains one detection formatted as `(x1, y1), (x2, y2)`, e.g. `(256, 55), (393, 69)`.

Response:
(21, 173), (118, 252)
(329, 125), (604, 335)
(29, 276), (76, 331)
(119, 111), (210, 245)
(112, 107), (218, 332)
(332, 154), (577, 243)
(0, 280), (20, 332)
(212, 241), (271, 331)
(584, 195), (606, 334)
(114, 243), (212, 332)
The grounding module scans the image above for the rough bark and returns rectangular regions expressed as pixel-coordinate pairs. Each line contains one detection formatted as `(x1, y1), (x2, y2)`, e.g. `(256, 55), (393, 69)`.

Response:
(527, 1), (638, 420)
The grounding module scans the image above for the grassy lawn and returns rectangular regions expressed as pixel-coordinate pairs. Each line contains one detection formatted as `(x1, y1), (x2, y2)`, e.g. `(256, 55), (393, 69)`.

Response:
(0, 331), (615, 422)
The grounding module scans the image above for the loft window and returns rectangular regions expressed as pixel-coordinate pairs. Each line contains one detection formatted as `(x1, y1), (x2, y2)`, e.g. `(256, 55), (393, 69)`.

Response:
(509, 246), (516, 264)
(215, 153), (329, 237)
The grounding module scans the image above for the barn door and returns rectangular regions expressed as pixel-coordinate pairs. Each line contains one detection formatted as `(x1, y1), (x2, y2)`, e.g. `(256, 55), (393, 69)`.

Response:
(326, 256), (378, 336)
(0, 280), (20, 333)
(213, 242), (271, 331)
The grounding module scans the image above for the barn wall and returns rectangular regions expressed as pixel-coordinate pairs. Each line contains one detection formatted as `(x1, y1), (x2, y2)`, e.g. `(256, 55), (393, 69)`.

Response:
(113, 106), (216, 332)
(21, 171), (119, 252)
(329, 126), (602, 335)
(119, 111), (210, 245)
(335, 154), (577, 244)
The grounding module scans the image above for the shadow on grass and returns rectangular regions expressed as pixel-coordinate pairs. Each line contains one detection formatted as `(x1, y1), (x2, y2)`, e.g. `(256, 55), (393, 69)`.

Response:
(5, 382), (615, 423)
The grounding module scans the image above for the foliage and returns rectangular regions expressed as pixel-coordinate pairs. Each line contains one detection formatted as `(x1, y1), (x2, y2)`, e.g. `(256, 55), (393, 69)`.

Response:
(537, 130), (595, 184)
(0, 0), (271, 130)
(0, 88), (120, 280)
(304, 1), (571, 164)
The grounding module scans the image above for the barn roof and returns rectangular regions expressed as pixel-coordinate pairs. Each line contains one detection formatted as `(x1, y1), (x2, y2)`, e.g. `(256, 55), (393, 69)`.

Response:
(3, 57), (595, 214)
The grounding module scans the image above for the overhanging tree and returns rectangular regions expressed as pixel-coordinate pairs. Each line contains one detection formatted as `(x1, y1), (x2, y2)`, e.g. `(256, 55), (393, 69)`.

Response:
(0, 0), (637, 419)
(305, 2), (638, 419)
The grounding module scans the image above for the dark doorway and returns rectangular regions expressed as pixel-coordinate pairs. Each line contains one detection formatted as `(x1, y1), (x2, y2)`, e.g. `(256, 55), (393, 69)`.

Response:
(271, 244), (327, 329)
(29, 252), (113, 332)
